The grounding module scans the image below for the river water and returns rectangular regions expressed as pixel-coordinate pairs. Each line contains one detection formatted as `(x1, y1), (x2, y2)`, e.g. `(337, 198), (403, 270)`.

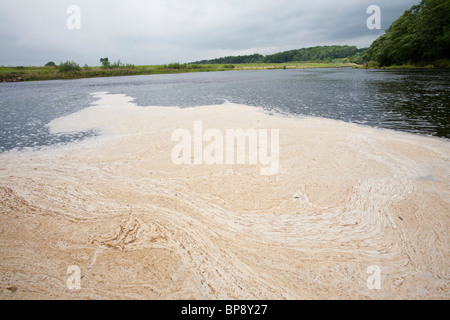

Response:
(0, 68), (448, 152)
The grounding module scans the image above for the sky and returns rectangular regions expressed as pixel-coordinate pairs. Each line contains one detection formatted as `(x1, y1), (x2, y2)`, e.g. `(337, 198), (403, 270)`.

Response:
(0, 0), (420, 66)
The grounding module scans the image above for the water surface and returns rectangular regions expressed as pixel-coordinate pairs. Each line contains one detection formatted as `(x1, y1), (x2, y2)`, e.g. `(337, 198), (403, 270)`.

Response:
(0, 68), (448, 152)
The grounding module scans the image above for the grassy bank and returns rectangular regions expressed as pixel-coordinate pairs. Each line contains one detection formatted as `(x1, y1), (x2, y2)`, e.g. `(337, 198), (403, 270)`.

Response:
(0, 62), (358, 83)
(380, 59), (450, 70)
(353, 58), (450, 70)
(233, 61), (357, 70)
(0, 65), (220, 82)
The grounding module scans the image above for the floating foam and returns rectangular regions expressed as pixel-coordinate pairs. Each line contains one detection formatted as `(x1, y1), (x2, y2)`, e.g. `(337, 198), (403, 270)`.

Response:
(0, 92), (449, 299)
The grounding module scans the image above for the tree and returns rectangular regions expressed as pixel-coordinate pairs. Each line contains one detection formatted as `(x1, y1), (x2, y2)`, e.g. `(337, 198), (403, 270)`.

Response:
(45, 61), (56, 67)
(191, 45), (366, 65)
(262, 46), (359, 63)
(365, 0), (450, 66)
(100, 57), (110, 68)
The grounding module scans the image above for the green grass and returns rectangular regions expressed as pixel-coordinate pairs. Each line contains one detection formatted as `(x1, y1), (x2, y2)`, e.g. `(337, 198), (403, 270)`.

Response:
(381, 64), (423, 70)
(233, 62), (357, 69)
(0, 62), (359, 82)
(2, 57), (449, 83)
(379, 61), (450, 69)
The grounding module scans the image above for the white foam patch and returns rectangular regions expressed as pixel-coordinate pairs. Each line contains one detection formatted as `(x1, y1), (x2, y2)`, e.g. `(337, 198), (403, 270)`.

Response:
(47, 92), (142, 135)
(44, 91), (450, 180)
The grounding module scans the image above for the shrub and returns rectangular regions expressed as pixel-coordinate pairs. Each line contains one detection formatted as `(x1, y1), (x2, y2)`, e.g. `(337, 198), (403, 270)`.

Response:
(58, 61), (81, 72)
(111, 60), (124, 68)
(367, 61), (380, 68)
(167, 62), (182, 69)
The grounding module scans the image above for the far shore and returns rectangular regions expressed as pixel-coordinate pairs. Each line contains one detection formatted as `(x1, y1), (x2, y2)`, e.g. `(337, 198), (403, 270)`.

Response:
(0, 62), (359, 83)
(2, 62), (447, 83)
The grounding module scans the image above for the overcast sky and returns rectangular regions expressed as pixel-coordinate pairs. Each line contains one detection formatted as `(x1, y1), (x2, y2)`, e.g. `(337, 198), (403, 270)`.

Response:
(0, 0), (419, 66)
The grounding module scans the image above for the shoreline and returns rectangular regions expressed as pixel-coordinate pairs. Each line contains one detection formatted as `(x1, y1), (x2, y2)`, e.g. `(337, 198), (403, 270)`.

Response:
(0, 62), (359, 83)
(2, 62), (449, 83)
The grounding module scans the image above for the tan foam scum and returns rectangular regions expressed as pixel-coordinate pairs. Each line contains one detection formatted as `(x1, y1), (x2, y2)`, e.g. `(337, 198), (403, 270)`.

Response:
(1, 92), (449, 299)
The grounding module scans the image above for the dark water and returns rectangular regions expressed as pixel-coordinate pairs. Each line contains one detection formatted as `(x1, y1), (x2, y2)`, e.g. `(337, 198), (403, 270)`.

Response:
(0, 68), (449, 152)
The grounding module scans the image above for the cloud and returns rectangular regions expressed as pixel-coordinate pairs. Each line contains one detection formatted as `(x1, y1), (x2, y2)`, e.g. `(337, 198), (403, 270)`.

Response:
(0, 0), (420, 66)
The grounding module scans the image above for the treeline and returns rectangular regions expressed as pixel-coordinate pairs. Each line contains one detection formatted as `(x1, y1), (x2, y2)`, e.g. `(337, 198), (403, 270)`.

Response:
(192, 46), (367, 64)
(365, 0), (450, 67)
(263, 45), (365, 63)
(193, 54), (264, 64)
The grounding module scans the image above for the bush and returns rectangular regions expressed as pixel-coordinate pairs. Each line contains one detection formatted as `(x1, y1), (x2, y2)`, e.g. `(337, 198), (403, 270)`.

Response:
(367, 61), (380, 68)
(111, 60), (124, 68)
(58, 61), (81, 72)
(167, 62), (182, 69)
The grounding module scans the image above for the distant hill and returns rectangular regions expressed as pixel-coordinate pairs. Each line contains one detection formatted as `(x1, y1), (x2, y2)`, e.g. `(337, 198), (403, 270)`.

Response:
(365, 0), (450, 67)
(192, 45), (368, 65)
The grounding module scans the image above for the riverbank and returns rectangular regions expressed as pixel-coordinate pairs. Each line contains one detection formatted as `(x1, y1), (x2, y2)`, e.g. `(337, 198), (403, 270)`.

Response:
(0, 62), (358, 83)
(353, 58), (450, 70)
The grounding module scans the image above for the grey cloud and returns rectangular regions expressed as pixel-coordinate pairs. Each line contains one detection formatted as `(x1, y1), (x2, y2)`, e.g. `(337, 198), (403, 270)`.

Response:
(0, 0), (420, 66)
